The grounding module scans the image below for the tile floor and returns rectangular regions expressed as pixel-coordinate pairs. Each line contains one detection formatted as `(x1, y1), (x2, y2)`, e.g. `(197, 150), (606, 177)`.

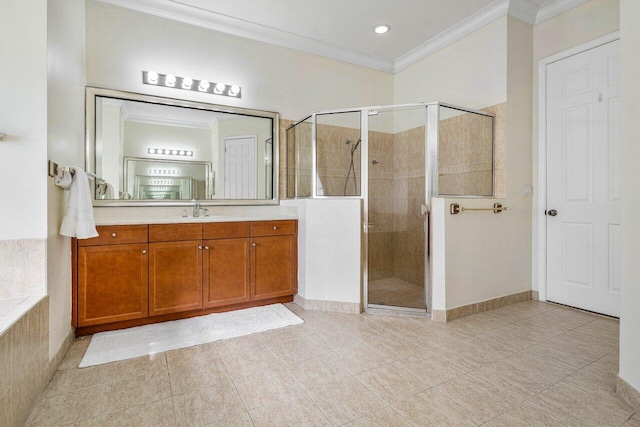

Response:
(25, 300), (637, 426)
(368, 277), (425, 309)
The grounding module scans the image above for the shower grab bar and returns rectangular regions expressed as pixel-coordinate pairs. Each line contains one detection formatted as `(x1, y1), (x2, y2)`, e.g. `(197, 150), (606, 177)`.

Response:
(450, 203), (507, 215)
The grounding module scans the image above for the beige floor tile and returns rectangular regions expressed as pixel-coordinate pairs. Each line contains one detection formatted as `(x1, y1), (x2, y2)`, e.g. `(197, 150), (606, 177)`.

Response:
(470, 360), (555, 402)
(590, 351), (620, 376)
(536, 331), (615, 368)
(484, 403), (572, 427)
(100, 370), (172, 414)
(25, 387), (104, 426)
(434, 374), (518, 424)
(265, 336), (327, 365)
(232, 364), (304, 410)
(56, 336), (91, 371)
(325, 344), (390, 375)
(214, 334), (266, 357)
(249, 393), (331, 427)
(481, 321), (548, 350)
(574, 318), (620, 347)
(203, 411), (254, 427)
(356, 363), (431, 404)
(285, 353), (350, 390)
(623, 416), (640, 426)
(307, 376), (387, 426)
(219, 346), (282, 379)
(342, 406), (412, 427)
(504, 348), (578, 383)
(167, 349), (230, 395)
(75, 397), (176, 427)
(172, 379), (246, 426)
(395, 353), (466, 387)
(529, 307), (599, 330)
(392, 389), (477, 426)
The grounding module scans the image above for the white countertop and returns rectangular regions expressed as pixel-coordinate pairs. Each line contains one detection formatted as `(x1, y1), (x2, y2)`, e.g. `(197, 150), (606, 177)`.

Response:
(94, 214), (298, 226)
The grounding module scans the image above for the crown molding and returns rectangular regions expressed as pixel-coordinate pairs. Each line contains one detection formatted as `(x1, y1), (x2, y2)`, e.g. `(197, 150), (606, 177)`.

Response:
(97, 0), (394, 73)
(535, 0), (590, 24)
(508, 0), (540, 25)
(393, 0), (510, 73)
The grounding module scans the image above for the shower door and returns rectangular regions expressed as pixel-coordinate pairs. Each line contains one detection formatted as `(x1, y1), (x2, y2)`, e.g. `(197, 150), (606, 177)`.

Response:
(365, 107), (428, 311)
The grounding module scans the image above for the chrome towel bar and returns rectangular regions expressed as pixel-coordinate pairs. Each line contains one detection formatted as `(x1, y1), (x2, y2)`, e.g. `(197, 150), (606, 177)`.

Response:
(450, 203), (507, 215)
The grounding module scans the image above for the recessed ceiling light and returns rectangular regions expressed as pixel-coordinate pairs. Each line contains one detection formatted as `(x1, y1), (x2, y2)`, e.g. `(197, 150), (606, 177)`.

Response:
(373, 24), (390, 34)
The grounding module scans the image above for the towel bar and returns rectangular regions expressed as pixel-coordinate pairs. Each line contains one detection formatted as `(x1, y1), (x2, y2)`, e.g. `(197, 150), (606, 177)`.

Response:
(450, 203), (507, 214)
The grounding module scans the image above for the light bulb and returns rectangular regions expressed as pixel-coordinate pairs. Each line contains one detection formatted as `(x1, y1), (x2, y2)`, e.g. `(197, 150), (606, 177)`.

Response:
(147, 71), (158, 84)
(163, 149), (169, 154)
(148, 148), (156, 154)
(186, 151), (193, 156)
(165, 74), (176, 87)
(214, 82), (226, 93)
(229, 85), (240, 96)
(182, 76), (193, 89)
(198, 80), (210, 92)
(373, 24), (390, 34)
(179, 150), (185, 156)
(172, 150), (178, 155)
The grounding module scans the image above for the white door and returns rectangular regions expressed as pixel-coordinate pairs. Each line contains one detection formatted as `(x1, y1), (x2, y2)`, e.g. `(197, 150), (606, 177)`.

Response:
(224, 136), (257, 199)
(546, 40), (621, 317)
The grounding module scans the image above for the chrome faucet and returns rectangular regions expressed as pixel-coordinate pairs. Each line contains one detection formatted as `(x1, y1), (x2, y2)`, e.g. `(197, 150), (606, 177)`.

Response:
(193, 201), (201, 217)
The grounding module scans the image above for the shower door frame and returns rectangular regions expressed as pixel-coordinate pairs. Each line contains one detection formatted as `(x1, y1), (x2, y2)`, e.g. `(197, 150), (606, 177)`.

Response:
(286, 102), (495, 316)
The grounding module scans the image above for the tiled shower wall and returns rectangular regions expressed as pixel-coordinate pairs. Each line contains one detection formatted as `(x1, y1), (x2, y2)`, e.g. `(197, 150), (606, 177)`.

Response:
(0, 239), (46, 299)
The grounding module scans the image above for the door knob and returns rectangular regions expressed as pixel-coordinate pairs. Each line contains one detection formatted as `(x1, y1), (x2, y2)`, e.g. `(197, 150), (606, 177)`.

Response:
(111, 233), (117, 237)
(252, 243), (256, 247)
(204, 246), (209, 250)
(142, 250), (147, 254)
(547, 209), (558, 216)
(198, 245), (203, 249)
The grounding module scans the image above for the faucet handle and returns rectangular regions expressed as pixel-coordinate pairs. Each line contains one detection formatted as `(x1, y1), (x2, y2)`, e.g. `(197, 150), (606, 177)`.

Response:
(202, 208), (209, 217)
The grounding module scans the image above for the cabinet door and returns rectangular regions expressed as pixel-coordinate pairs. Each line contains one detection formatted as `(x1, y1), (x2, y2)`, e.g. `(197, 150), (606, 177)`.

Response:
(203, 238), (251, 308)
(77, 244), (148, 327)
(149, 241), (203, 316)
(252, 235), (297, 300)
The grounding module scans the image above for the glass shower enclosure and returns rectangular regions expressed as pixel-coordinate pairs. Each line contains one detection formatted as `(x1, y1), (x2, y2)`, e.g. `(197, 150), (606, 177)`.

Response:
(287, 103), (494, 314)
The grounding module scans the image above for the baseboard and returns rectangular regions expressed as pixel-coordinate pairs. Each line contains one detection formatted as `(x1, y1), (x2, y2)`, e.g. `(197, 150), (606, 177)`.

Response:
(49, 327), (74, 378)
(293, 294), (362, 314)
(439, 290), (533, 322)
(532, 290), (539, 301)
(617, 375), (640, 411)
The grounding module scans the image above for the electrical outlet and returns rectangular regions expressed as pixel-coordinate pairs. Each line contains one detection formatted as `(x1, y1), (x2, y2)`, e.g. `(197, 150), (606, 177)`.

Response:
(523, 184), (533, 196)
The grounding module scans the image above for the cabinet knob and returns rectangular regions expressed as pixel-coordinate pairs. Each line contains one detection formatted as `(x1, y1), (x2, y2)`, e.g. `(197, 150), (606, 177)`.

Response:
(252, 243), (256, 247)
(273, 226), (277, 230)
(111, 233), (117, 238)
(142, 250), (147, 254)
(204, 246), (209, 250)
(198, 245), (203, 249)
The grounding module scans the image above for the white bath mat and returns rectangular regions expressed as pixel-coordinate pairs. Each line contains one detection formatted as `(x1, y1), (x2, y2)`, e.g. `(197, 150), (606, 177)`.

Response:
(79, 304), (303, 368)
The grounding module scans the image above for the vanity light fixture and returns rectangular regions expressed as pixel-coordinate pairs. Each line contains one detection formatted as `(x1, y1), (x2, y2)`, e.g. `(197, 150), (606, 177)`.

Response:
(373, 24), (390, 34)
(151, 179), (173, 185)
(149, 169), (180, 175)
(148, 148), (193, 157)
(142, 71), (242, 98)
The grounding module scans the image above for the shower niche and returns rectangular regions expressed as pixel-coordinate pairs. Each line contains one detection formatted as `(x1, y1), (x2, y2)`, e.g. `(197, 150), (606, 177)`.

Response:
(286, 103), (494, 313)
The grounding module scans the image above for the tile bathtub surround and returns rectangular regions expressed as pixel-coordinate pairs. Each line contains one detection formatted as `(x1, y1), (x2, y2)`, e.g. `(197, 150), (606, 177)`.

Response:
(1, 296), (50, 427)
(25, 300), (638, 426)
(0, 239), (46, 299)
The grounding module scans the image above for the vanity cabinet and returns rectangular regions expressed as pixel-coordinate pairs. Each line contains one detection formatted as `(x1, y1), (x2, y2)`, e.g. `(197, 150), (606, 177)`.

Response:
(76, 225), (149, 326)
(73, 220), (297, 335)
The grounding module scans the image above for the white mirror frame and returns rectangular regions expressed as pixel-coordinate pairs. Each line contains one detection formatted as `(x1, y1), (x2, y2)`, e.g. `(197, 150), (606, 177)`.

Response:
(86, 86), (280, 207)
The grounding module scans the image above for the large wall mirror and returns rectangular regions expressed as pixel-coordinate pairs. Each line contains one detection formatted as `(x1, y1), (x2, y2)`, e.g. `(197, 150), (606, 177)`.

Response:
(86, 87), (279, 206)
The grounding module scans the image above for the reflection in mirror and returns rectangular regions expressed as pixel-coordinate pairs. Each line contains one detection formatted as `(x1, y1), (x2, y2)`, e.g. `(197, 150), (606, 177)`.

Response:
(89, 89), (278, 204)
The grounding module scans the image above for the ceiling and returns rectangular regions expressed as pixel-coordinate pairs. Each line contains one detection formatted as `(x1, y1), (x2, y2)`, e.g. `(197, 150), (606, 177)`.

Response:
(99, 0), (585, 72)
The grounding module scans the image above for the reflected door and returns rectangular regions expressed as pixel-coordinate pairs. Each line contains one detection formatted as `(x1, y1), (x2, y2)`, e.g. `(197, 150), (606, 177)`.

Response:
(366, 107), (427, 310)
(224, 136), (257, 198)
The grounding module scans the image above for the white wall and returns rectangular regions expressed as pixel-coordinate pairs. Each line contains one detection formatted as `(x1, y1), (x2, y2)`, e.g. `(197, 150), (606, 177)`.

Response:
(0, 0), (48, 240)
(619, 0), (640, 396)
(47, 0), (86, 359)
(283, 199), (361, 305)
(85, 1), (393, 123)
(394, 17), (508, 109)
(531, 0), (620, 293)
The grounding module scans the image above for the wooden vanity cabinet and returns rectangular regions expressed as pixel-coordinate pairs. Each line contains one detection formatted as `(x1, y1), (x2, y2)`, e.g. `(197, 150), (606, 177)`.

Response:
(73, 220), (297, 335)
(251, 221), (297, 300)
(76, 226), (149, 327)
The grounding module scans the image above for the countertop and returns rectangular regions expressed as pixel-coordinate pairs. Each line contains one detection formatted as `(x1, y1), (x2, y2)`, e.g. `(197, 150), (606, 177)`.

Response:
(94, 214), (298, 226)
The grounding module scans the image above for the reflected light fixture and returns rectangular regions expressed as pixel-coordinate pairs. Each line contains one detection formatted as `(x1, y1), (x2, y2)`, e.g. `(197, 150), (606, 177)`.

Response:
(373, 24), (390, 34)
(142, 71), (241, 98)
(149, 169), (180, 175)
(148, 148), (193, 157)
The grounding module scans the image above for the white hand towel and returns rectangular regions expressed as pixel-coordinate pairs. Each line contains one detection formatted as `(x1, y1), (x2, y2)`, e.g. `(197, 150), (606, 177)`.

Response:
(105, 182), (115, 199)
(55, 167), (99, 239)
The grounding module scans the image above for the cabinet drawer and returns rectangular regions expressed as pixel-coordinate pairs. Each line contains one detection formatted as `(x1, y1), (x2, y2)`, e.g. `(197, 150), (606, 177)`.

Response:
(251, 220), (297, 237)
(203, 222), (250, 239)
(78, 225), (148, 247)
(149, 223), (203, 242)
